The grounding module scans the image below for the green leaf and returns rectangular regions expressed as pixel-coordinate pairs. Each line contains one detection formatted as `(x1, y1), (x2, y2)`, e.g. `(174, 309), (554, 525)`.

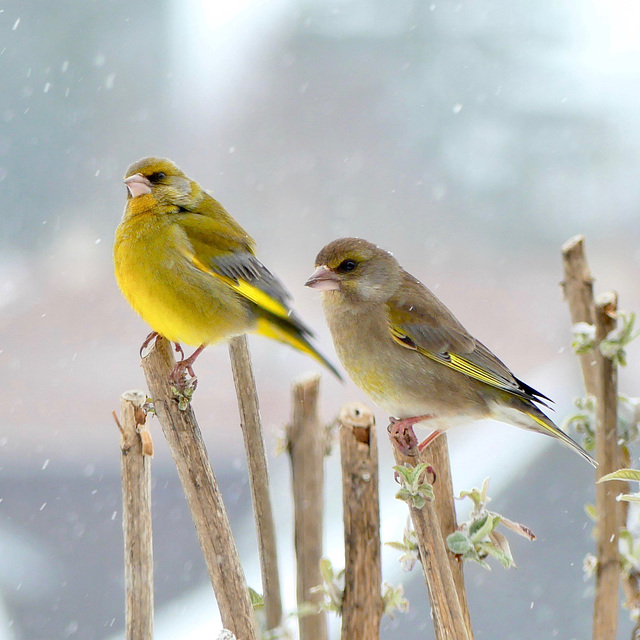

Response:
(447, 531), (473, 555)
(393, 464), (414, 484)
(488, 531), (515, 569)
(480, 540), (513, 569)
(469, 512), (498, 543)
(598, 468), (640, 483)
(571, 322), (596, 354)
(382, 582), (409, 619)
(598, 469), (640, 483)
(617, 494), (640, 503)
(248, 587), (264, 610)
(468, 512), (489, 538)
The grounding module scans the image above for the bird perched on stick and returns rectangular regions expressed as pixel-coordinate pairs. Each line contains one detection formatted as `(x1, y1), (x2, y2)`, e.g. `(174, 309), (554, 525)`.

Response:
(306, 237), (595, 466)
(113, 156), (340, 383)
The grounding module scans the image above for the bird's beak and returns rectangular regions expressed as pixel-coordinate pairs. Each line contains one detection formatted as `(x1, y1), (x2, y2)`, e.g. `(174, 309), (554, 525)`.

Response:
(124, 173), (153, 198)
(305, 265), (341, 291)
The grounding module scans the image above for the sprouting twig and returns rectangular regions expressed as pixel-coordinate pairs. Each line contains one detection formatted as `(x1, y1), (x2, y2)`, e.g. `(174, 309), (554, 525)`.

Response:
(424, 434), (473, 633)
(338, 403), (383, 638)
(117, 389), (154, 640)
(286, 374), (327, 640)
(141, 337), (258, 640)
(593, 292), (624, 640)
(228, 335), (283, 631)
(391, 438), (472, 640)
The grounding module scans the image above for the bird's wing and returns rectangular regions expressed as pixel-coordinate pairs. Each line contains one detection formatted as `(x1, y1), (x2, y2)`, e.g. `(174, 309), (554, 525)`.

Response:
(387, 270), (550, 405)
(176, 212), (308, 331)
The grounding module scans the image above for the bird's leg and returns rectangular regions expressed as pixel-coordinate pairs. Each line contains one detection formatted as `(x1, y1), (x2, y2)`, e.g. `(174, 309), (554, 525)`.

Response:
(169, 344), (206, 389)
(387, 414), (433, 455)
(418, 429), (443, 452)
(139, 331), (159, 358)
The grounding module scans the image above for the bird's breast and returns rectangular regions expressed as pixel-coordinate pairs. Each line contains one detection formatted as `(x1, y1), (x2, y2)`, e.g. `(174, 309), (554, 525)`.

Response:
(114, 214), (252, 345)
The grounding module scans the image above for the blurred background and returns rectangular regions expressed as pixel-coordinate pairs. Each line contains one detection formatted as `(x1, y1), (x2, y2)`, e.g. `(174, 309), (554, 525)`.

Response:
(1, 0), (640, 638)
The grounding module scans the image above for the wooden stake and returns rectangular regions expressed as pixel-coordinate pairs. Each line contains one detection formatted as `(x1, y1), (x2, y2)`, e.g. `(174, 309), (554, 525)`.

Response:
(141, 337), (258, 640)
(117, 390), (153, 640)
(392, 442), (471, 640)
(561, 235), (597, 395)
(425, 434), (473, 638)
(338, 403), (384, 638)
(593, 292), (623, 640)
(228, 336), (283, 631)
(286, 375), (328, 640)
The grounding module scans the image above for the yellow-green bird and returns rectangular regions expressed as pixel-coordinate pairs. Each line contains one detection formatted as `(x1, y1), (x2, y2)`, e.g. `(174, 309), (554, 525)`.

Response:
(306, 237), (595, 466)
(113, 156), (340, 381)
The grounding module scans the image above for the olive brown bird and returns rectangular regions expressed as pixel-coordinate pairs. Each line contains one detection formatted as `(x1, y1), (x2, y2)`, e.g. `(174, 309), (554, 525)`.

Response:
(114, 156), (340, 382)
(305, 237), (595, 466)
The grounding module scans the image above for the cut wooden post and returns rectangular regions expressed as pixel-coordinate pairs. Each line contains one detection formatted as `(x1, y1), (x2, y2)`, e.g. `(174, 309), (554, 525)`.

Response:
(141, 337), (258, 640)
(338, 403), (383, 638)
(228, 336), (283, 631)
(561, 235), (597, 395)
(424, 434), (473, 637)
(117, 389), (154, 640)
(562, 238), (627, 635)
(392, 441), (472, 640)
(286, 375), (327, 640)
(593, 292), (623, 640)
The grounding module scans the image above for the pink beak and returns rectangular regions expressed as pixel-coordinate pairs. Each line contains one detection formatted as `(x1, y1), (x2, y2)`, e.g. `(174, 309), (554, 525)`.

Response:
(124, 173), (152, 198)
(305, 265), (340, 291)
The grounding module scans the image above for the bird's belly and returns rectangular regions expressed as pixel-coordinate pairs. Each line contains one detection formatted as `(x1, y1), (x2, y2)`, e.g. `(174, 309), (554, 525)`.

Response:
(115, 233), (251, 346)
(333, 321), (490, 430)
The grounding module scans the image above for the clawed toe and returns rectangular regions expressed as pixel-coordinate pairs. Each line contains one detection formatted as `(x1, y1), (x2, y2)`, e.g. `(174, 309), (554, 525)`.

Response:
(169, 361), (198, 391)
(140, 332), (159, 358)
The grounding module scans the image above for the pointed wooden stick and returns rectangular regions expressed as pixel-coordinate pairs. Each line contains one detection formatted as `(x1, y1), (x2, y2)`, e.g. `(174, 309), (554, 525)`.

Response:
(425, 433), (473, 637)
(228, 335), (283, 631)
(561, 234), (597, 395)
(286, 375), (328, 640)
(117, 390), (154, 640)
(392, 440), (472, 640)
(141, 337), (258, 640)
(593, 292), (623, 640)
(338, 403), (384, 638)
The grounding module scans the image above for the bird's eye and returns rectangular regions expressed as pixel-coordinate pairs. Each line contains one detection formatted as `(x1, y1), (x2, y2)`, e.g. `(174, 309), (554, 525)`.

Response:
(339, 259), (357, 272)
(148, 172), (166, 183)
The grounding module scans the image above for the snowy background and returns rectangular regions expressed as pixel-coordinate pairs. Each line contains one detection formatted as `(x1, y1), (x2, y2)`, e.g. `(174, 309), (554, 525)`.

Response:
(1, 0), (640, 638)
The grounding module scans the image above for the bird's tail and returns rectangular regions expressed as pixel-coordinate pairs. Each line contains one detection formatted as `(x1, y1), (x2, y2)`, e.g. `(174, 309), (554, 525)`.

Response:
(255, 316), (343, 381)
(492, 401), (596, 467)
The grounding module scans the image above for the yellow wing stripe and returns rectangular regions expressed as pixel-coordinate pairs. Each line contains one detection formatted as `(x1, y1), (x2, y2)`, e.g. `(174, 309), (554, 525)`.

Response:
(525, 410), (557, 435)
(189, 253), (291, 321)
(390, 325), (512, 392)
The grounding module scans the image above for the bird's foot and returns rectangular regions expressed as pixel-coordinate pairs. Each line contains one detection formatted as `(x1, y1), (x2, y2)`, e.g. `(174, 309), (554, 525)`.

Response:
(388, 414), (433, 455)
(169, 344), (206, 396)
(139, 331), (159, 358)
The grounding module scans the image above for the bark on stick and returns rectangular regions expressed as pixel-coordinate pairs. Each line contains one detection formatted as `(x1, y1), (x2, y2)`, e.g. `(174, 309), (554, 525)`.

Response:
(141, 337), (258, 640)
(338, 403), (384, 639)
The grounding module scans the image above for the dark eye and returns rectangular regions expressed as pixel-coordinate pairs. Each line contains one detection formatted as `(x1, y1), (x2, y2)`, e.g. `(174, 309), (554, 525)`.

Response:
(148, 171), (166, 183)
(339, 259), (357, 272)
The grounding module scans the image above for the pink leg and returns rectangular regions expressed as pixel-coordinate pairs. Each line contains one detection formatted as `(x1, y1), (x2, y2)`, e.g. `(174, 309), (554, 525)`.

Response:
(418, 429), (443, 452)
(388, 414), (433, 455)
(169, 344), (206, 388)
(139, 331), (159, 357)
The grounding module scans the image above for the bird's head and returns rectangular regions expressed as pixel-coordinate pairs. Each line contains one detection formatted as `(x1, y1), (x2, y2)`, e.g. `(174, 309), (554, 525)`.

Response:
(122, 157), (202, 216)
(305, 237), (401, 304)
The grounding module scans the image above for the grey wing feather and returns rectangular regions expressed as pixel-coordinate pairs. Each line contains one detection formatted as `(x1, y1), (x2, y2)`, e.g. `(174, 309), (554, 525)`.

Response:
(391, 270), (545, 402)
